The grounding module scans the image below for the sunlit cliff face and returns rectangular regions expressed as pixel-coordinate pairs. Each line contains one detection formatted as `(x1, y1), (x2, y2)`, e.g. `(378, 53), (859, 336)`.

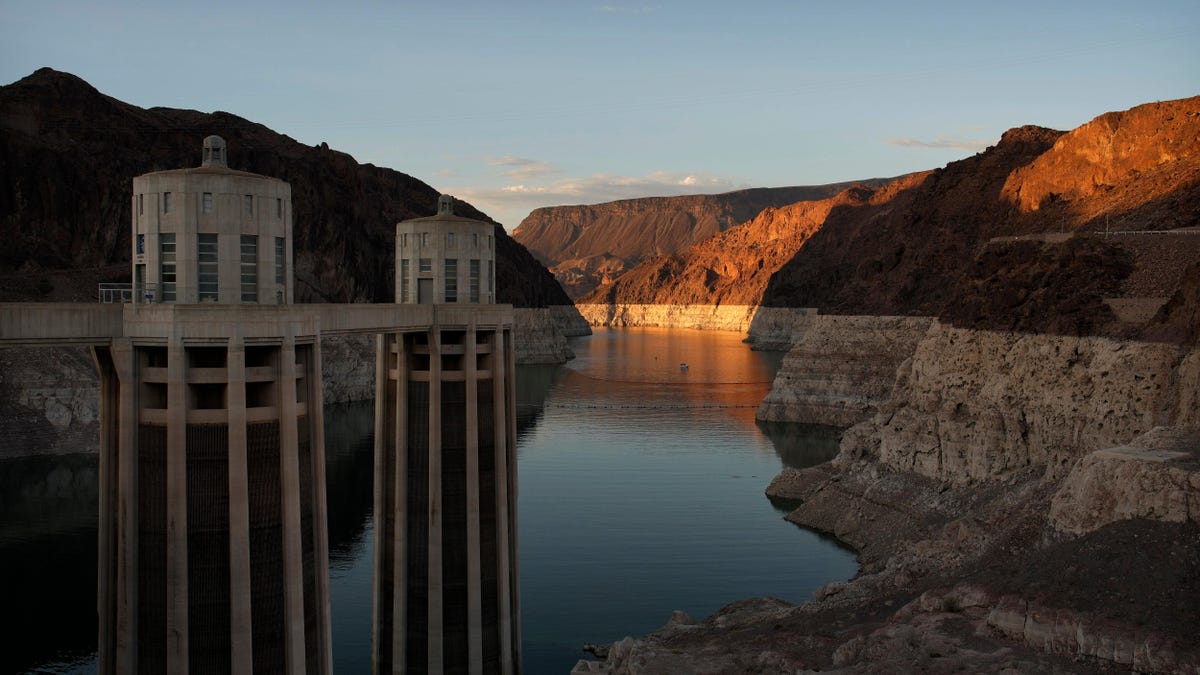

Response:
(1000, 97), (1200, 216)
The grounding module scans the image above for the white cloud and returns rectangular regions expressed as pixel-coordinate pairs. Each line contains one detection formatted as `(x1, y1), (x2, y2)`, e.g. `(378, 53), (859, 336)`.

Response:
(450, 169), (744, 227)
(482, 155), (561, 181)
(595, 4), (660, 13)
(886, 135), (994, 152)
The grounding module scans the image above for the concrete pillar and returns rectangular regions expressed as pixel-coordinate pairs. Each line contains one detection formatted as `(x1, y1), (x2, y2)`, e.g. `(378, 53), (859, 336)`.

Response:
(427, 328), (443, 672)
(166, 337), (189, 674)
(105, 339), (138, 674)
(308, 338), (333, 675)
(493, 329), (513, 675)
(278, 336), (307, 674)
(465, 321), (483, 675)
(505, 328), (522, 673)
(391, 334), (408, 672)
(371, 334), (387, 670)
(226, 336), (254, 675)
(93, 346), (117, 675)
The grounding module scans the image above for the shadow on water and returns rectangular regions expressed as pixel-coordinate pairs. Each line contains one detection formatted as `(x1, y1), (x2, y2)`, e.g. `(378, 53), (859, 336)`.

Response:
(756, 420), (843, 470)
(0, 454), (99, 674)
(323, 400), (376, 569)
(515, 363), (566, 443)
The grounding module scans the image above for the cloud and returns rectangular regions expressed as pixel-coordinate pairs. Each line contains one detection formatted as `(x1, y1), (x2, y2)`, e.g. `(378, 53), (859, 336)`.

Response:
(482, 155), (561, 181)
(432, 167), (458, 178)
(450, 169), (744, 226)
(595, 4), (660, 13)
(886, 135), (994, 152)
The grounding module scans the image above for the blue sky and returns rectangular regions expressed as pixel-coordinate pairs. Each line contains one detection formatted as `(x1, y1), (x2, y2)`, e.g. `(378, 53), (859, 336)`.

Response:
(2, 1), (1198, 229)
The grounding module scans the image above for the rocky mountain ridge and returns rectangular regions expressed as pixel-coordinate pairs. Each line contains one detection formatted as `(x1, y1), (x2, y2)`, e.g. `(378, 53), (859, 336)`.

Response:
(579, 97), (1200, 344)
(513, 180), (892, 298)
(0, 67), (571, 308)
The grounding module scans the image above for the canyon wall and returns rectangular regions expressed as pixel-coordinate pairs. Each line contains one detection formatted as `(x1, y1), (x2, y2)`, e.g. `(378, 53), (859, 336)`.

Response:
(514, 308), (576, 364)
(576, 302), (814, 338)
(851, 321), (1198, 484)
(755, 315), (933, 426)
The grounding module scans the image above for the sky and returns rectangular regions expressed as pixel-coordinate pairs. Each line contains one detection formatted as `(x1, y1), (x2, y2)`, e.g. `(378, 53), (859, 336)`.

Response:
(2, 1), (1198, 230)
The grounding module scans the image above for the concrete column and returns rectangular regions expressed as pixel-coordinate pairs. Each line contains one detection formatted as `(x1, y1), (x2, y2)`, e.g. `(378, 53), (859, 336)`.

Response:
(106, 339), (137, 674)
(308, 337), (333, 675)
(93, 346), (117, 675)
(391, 334), (408, 672)
(465, 323), (483, 675)
(505, 328), (522, 673)
(166, 336), (189, 674)
(371, 334), (387, 668)
(225, 336), (253, 675)
(492, 329), (513, 675)
(278, 336), (307, 674)
(427, 328), (443, 672)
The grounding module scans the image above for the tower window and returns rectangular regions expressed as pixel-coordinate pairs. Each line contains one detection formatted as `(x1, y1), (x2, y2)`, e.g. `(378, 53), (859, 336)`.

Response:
(276, 197), (282, 219)
(446, 232), (456, 248)
(275, 237), (285, 287)
(421, 232), (430, 247)
(160, 234), (176, 301)
(202, 192), (213, 213)
(198, 233), (218, 301)
(419, 258), (432, 273)
(444, 258), (457, 303)
(469, 259), (480, 303)
(163, 192), (171, 213)
(137, 193), (144, 215)
(241, 235), (257, 302)
(400, 258), (410, 302)
(136, 234), (145, 255)
(243, 195), (253, 215)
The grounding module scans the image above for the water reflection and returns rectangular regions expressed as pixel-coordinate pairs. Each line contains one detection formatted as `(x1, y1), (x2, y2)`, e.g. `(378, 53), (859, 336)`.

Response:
(516, 363), (566, 442)
(756, 421), (842, 470)
(0, 454), (98, 674)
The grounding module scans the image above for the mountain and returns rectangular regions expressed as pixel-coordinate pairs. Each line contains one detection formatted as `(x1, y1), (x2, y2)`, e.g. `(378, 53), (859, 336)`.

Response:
(512, 181), (892, 298)
(0, 67), (570, 307)
(580, 175), (928, 306)
(585, 97), (1200, 342)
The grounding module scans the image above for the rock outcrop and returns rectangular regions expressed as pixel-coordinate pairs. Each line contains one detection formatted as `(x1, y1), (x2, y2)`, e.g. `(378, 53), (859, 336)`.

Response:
(853, 321), (1198, 483)
(513, 308), (576, 364)
(755, 315), (932, 426)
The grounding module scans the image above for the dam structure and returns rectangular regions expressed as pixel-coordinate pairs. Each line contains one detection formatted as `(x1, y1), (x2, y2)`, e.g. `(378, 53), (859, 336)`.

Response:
(0, 138), (519, 674)
(373, 196), (522, 673)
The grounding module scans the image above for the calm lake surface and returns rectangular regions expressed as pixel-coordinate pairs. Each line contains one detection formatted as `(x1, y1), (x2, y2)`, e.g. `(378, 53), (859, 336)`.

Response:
(1, 326), (856, 674)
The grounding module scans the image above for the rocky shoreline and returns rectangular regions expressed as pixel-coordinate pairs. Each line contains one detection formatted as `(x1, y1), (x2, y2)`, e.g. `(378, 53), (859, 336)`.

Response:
(575, 316), (1200, 674)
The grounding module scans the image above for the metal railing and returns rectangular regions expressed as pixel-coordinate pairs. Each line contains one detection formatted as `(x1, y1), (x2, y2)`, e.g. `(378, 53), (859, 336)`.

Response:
(98, 282), (159, 304)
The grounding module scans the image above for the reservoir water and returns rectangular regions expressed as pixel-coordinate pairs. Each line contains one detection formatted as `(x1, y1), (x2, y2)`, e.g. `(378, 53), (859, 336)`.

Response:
(0, 326), (857, 674)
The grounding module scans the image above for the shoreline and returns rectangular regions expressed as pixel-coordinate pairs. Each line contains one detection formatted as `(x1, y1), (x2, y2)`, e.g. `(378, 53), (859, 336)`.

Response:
(575, 316), (1200, 674)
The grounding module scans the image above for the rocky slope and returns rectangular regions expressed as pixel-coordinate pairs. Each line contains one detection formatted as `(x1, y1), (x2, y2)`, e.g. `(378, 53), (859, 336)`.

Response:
(0, 67), (571, 308)
(577, 98), (1200, 342)
(581, 320), (1200, 673)
(513, 181), (891, 298)
(579, 178), (923, 307)
(761, 99), (1200, 333)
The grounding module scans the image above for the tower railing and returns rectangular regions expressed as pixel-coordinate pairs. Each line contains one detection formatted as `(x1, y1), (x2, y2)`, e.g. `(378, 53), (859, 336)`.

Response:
(98, 282), (159, 304)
